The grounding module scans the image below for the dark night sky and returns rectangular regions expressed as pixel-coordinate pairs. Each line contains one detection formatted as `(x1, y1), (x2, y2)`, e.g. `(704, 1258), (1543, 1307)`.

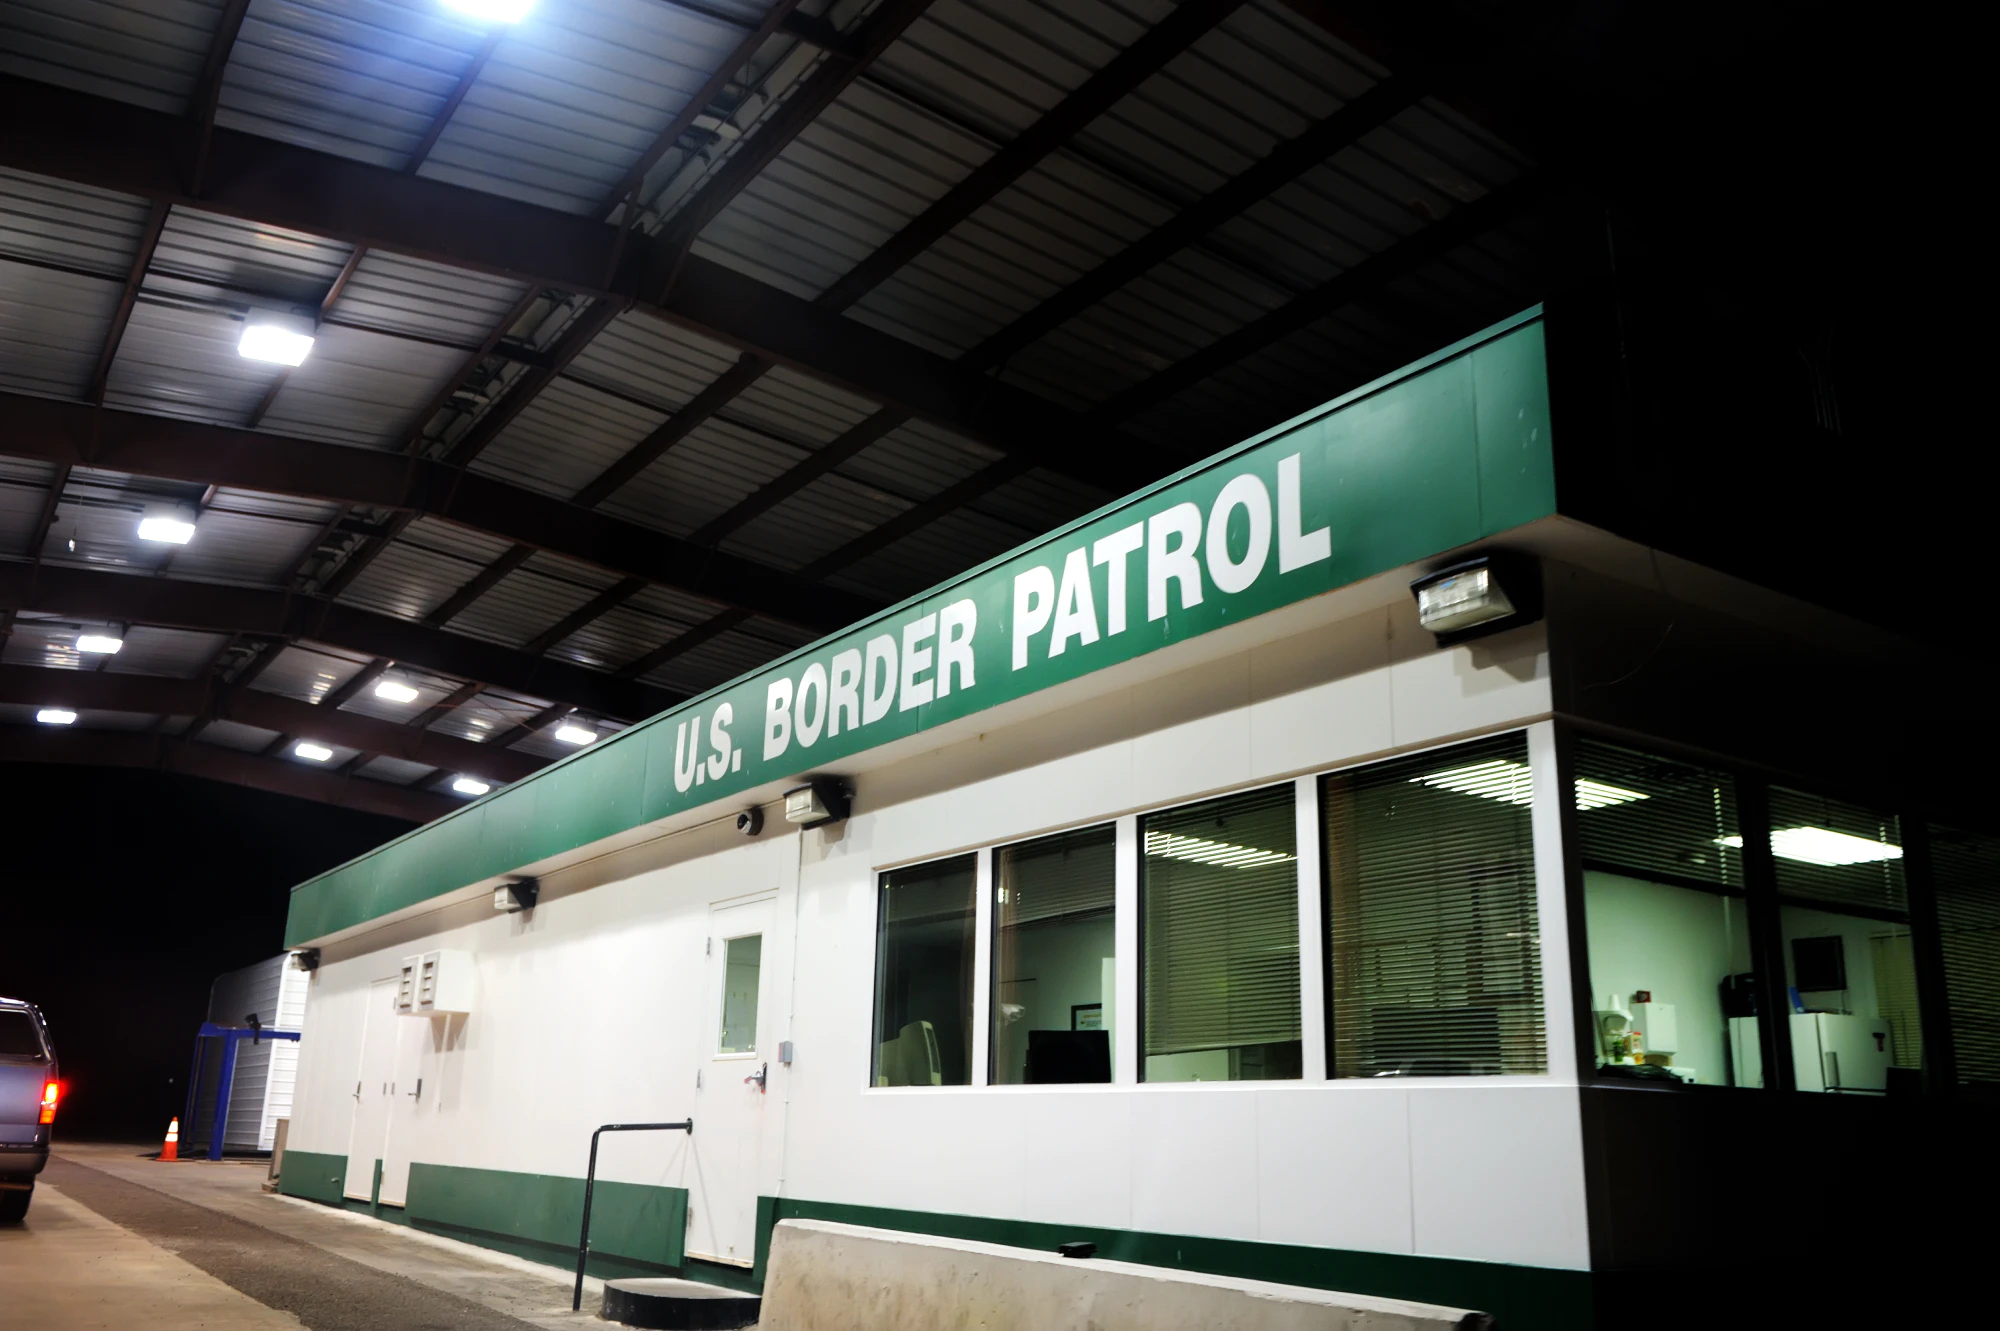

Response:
(0, 765), (406, 1140)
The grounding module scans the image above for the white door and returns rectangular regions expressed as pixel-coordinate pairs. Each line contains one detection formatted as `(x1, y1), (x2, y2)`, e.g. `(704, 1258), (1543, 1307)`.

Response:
(378, 1016), (430, 1206)
(686, 897), (776, 1265)
(344, 979), (399, 1201)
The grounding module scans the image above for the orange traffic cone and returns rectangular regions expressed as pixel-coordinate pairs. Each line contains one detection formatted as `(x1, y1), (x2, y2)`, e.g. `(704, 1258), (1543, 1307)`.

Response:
(160, 1117), (179, 1162)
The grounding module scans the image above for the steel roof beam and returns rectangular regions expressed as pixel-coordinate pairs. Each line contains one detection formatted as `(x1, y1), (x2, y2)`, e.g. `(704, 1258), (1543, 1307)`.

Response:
(0, 721), (453, 823)
(0, 394), (879, 634)
(0, 565), (681, 723)
(0, 662), (545, 783)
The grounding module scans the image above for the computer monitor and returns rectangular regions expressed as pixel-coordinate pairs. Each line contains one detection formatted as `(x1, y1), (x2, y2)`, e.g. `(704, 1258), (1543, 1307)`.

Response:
(1024, 1029), (1110, 1084)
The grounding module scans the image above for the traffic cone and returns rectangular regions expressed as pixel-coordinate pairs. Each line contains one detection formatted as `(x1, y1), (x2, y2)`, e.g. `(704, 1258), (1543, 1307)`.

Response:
(160, 1117), (179, 1162)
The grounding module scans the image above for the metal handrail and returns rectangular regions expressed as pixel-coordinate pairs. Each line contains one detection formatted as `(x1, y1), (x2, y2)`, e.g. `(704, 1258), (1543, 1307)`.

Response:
(572, 1119), (694, 1311)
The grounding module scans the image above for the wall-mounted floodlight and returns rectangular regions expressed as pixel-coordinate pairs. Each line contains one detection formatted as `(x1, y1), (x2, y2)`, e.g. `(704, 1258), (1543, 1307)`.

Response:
(493, 877), (539, 912)
(291, 949), (320, 972)
(239, 308), (315, 366)
(36, 708), (77, 726)
(784, 778), (850, 829)
(442, 0), (534, 21)
(137, 505), (196, 545)
(76, 633), (123, 655)
(1409, 554), (1540, 647)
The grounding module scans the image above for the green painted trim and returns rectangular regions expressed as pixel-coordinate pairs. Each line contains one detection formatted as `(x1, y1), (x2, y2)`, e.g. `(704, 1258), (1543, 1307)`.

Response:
(276, 1149), (347, 1205)
(405, 1161), (686, 1269)
(286, 310), (1554, 947)
(755, 1197), (1595, 1331)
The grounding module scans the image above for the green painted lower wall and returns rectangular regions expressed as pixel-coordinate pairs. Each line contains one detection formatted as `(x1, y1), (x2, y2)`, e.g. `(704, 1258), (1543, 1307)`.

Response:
(277, 1149), (347, 1204)
(752, 1197), (1596, 1331)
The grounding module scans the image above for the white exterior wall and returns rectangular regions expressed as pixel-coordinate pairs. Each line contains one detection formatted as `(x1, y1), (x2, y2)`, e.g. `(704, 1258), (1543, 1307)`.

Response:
(286, 596), (1588, 1273)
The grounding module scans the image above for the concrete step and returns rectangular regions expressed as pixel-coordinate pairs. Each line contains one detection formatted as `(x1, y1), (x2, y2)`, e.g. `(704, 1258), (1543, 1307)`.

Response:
(598, 1277), (760, 1330)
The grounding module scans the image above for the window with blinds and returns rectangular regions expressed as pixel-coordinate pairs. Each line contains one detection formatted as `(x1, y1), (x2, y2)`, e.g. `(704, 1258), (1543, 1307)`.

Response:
(1141, 785), (1300, 1082)
(1930, 824), (2000, 1091)
(872, 855), (976, 1087)
(1324, 733), (1544, 1077)
(1767, 787), (1906, 914)
(993, 824), (1116, 1085)
(1575, 739), (1742, 888)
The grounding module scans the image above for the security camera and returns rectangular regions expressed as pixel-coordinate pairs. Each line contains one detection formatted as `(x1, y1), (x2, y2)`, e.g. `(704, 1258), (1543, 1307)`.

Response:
(735, 807), (763, 837)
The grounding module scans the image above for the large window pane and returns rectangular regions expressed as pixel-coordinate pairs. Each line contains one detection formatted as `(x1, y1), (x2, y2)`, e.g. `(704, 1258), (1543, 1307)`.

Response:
(992, 824), (1115, 1085)
(1770, 790), (1917, 1094)
(1326, 733), (1544, 1077)
(1142, 785), (1300, 1082)
(1576, 740), (1757, 1086)
(1932, 824), (2000, 1093)
(872, 856), (976, 1087)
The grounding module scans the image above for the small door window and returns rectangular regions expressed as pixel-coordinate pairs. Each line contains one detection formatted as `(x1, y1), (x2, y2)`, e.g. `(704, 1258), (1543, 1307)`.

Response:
(718, 934), (763, 1054)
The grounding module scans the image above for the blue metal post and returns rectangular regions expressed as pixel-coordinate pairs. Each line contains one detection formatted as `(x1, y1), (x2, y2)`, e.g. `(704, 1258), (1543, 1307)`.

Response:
(208, 1030), (239, 1161)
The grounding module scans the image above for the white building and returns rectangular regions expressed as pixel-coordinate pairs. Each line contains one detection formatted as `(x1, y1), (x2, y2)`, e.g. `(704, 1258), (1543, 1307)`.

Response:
(275, 310), (1992, 1328)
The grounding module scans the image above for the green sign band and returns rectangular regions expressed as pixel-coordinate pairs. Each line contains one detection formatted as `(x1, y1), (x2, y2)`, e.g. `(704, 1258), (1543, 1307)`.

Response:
(286, 309), (1554, 946)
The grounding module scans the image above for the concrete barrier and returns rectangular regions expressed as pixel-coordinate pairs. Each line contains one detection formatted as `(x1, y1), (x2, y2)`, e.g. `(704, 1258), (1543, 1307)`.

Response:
(758, 1220), (1495, 1331)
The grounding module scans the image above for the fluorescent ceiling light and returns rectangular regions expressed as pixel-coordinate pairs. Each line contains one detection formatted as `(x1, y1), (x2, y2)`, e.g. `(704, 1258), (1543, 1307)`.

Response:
(1410, 758), (1648, 811)
(75, 634), (123, 655)
(554, 723), (598, 746)
(452, 776), (491, 797)
(1716, 828), (1904, 868)
(374, 680), (420, 704)
(1144, 830), (1295, 869)
(36, 708), (77, 726)
(294, 741), (334, 762)
(441, 0), (534, 20)
(137, 514), (195, 545)
(239, 310), (315, 367)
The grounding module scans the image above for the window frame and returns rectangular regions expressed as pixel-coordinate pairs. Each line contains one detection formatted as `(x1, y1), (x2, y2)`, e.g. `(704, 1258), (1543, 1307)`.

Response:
(986, 821), (1120, 1088)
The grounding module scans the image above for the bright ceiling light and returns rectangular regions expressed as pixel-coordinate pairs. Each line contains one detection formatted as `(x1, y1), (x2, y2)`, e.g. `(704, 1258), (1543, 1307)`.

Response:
(1410, 757), (1648, 811)
(137, 511), (196, 544)
(374, 680), (420, 704)
(1716, 828), (1904, 868)
(294, 741), (334, 762)
(75, 633), (123, 655)
(452, 776), (491, 797)
(554, 723), (598, 746)
(238, 309), (315, 367)
(36, 708), (77, 726)
(1144, 829), (1295, 869)
(441, 0), (534, 20)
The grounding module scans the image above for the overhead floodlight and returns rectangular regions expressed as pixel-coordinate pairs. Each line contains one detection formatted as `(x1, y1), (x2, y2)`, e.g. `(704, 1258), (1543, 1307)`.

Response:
(137, 505), (196, 545)
(554, 723), (598, 746)
(374, 680), (421, 704)
(1716, 828), (1904, 868)
(294, 741), (334, 762)
(441, 0), (534, 21)
(36, 708), (77, 726)
(238, 309), (315, 367)
(75, 633), (123, 655)
(452, 776), (491, 797)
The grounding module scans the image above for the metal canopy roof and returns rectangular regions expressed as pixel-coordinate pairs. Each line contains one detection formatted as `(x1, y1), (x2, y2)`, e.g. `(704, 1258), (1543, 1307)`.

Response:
(0, 0), (1543, 824)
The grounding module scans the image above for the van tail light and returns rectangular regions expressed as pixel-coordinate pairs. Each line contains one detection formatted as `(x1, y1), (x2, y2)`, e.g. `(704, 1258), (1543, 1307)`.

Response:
(40, 1081), (59, 1124)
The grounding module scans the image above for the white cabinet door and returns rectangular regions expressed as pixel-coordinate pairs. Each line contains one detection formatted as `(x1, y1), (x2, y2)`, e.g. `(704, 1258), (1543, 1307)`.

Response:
(343, 979), (399, 1201)
(378, 1015), (430, 1207)
(686, 897), (776, 1266)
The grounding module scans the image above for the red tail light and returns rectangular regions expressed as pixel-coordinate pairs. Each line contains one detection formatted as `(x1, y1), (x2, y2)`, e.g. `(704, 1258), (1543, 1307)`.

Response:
(39, 1080), (59, 1125)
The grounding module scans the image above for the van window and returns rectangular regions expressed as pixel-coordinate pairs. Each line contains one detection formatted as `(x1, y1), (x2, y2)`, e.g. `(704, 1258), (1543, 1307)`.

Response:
(0, 1011), (45, 1060)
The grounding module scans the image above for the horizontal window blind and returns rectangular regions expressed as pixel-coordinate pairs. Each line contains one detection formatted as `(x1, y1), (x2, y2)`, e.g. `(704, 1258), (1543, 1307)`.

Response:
(1142, 785), (1299, 1060)
(1931, 824), (2000, 1087)
(1768, 788), (1906, 915)
(1325, 732), (1545, 1077)
(1574, 738), (1742, 888)
(998, 824), (1115, 926)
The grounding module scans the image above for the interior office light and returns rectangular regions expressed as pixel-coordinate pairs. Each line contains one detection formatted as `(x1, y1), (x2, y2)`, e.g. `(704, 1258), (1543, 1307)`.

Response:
(1411, 758), (1649, 811)
(554, 723), (598, 746)
(75, 633), (123, 655)
(137, 505), (196, 545)
(238, 309), (315, 366)
(1144, 829), (1295, 868)
(1716, 828), (1904, 868)
(36, 708), (77, 725)
(294, 741), (334, 762)
(441, 0), (534, 21)
(452, 776), (491, 797)
(374, 679), (421, 704)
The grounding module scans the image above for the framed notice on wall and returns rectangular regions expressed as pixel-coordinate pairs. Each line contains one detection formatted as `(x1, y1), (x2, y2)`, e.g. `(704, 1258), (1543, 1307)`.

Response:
(1072, 1004), (1102, 1032)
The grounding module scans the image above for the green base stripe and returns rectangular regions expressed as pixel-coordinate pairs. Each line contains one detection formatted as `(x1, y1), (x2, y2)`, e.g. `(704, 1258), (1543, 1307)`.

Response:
(405, 1162), (686, 1269)
(276, 1149), (347, 1205)
(286, 310), (1555, 946)
(755, 1197), (1594, 1330)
